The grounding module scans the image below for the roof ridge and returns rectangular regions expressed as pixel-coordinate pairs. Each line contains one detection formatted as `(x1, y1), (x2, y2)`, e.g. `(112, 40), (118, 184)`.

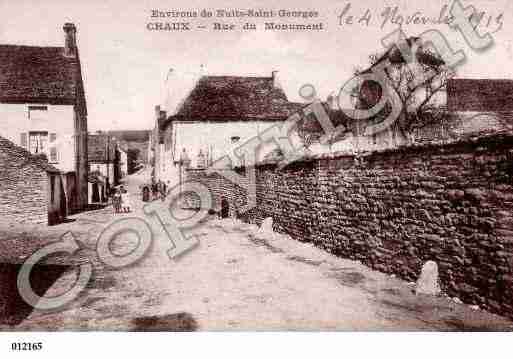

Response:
(0, 44), (64, 49)
(450, 78), (513, 82)
(201, 75), (272, 79)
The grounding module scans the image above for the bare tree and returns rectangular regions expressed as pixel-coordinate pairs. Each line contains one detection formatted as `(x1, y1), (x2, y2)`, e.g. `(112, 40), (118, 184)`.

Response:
(357, 38), (455, 141)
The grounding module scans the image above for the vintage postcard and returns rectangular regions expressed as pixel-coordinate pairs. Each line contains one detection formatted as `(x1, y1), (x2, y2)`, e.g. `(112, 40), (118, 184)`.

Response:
(0, 0), (513, 355)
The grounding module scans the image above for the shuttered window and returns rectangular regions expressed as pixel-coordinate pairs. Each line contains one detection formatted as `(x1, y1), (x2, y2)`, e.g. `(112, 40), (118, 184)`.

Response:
(29, 131), (48, 154)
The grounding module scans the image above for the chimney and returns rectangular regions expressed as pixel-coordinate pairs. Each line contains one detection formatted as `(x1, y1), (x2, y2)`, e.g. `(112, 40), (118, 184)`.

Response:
(200, 64), (207, 76)
(272, 70), (281, 89)
(63, 23), (77, 58)
(154, 105), (162, 125)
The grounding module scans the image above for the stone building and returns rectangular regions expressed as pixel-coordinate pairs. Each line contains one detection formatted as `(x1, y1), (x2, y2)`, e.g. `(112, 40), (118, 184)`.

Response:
(0, 136), (66, 225)
(0, 23), (89, 213)
(152, 71), (302, 186)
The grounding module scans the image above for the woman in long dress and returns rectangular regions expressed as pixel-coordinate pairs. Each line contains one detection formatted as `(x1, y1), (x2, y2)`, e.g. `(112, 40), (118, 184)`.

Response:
(120, 187), (131, 213)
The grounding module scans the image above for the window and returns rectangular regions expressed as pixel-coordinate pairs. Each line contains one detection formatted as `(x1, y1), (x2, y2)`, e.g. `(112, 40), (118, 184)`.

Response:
(29, 131), (48, 154)
(28, 105), (48, 120)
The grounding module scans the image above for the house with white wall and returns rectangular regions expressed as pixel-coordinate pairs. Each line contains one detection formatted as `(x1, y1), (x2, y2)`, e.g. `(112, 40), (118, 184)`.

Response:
(0, 23), (88, 213)
(118, 146), (128, 178)
(153, 71), (302, 187)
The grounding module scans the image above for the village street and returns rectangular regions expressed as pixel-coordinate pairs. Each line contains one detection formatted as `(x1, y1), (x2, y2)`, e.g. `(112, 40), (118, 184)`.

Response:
(0, 168), (512, 331)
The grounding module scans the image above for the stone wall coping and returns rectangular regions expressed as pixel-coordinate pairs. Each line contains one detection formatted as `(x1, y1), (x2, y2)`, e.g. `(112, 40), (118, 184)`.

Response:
(181, 131), (513, 173)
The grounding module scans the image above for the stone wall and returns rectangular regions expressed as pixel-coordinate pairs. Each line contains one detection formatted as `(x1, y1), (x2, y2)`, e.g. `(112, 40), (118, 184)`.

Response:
(184, 133), (513, 318)
(0, 154), (49, 225)
(184, 168), (247, 216)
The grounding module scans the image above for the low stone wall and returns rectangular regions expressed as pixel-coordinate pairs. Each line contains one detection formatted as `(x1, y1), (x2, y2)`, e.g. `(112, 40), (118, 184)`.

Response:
(184, 168), (248, 216)
(185, 133), (513, 318)
(0, 160), (49, 225)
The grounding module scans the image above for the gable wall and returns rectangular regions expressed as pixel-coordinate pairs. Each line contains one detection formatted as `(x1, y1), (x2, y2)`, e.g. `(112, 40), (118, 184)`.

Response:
(0, 103), (76, 172)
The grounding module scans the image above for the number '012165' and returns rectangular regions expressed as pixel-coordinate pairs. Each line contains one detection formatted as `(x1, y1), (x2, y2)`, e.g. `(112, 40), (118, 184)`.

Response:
(11, 342), (43, 351)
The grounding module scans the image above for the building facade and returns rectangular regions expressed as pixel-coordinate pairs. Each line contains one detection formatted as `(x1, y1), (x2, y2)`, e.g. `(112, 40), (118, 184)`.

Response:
(88, 133), (121, 194)
(153, 72), (302, 187)
(0, 23), (88, 213)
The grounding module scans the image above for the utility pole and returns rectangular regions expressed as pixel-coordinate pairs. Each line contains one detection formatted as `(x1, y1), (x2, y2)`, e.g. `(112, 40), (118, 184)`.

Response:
(106, 133), (110, 193)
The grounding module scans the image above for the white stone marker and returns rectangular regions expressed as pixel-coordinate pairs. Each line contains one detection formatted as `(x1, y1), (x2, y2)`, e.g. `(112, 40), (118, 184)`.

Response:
(415, 261), (441, 296)
(259, 217), (274, 234)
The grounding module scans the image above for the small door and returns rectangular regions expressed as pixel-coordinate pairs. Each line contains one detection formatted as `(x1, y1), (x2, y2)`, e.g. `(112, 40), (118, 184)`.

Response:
(92, 183), (100, 203)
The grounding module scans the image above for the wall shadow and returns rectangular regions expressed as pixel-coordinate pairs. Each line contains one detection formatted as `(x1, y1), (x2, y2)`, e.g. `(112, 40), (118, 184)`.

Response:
(0, 263), (71, 327)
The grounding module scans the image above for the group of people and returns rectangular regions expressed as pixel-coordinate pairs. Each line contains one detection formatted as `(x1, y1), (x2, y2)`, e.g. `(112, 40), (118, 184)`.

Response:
(111, 179), (169, 213)
(142, 179), (169, 202)
(112, 185), (131, 213)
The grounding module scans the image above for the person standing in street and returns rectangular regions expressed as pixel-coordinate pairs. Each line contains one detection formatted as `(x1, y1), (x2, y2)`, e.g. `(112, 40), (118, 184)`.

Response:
(160, 180), (167, 201)
(152, 181), (158, 201)
(113, 188), (121, 213)
(120, 185), (131, 213)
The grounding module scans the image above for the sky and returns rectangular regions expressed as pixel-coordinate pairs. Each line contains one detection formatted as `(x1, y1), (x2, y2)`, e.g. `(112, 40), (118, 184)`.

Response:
(0, 0), (512, 131)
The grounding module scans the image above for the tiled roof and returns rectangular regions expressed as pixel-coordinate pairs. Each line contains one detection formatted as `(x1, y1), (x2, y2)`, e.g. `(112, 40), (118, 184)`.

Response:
(173, 75), (303, 121)
(88, 134), (117, 163)
(447, 79), (513, 112)
(107, 130), (151, 143)
(0, 135), (59, 173)
(298, 105), (356, 145)
(0, 44), (82, 105)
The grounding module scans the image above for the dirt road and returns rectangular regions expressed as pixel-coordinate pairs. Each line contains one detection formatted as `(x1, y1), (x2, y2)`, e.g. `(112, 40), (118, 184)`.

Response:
(3, 168), (513, 331)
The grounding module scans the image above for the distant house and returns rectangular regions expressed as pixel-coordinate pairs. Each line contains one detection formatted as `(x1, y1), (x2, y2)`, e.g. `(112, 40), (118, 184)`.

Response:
(0, 136), (66, 225)
(297, 78), (513, 157)
(0, 23), (88, 213)
(153, 71), (302, 185)
(88, 133), (120, 193)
